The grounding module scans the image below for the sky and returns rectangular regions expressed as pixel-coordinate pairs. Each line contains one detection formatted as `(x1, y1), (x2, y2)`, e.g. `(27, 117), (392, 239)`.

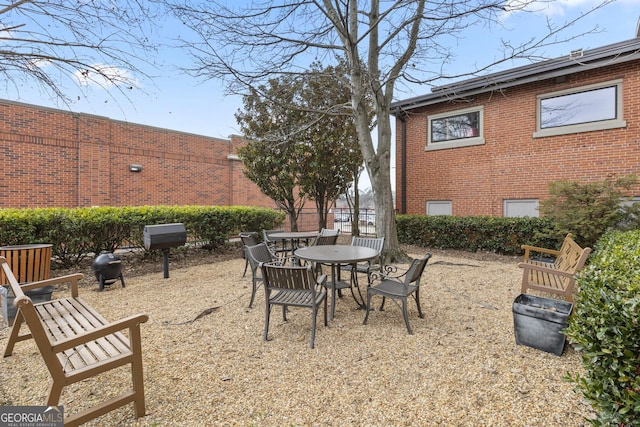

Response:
(5, 0), (640, 189)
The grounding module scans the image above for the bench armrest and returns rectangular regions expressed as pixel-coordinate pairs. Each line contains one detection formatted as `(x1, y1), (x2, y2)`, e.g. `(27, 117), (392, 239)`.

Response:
(518, 262), (576, 278)
(19, 273), (84, 297)
(51, 313), (149, 352)
(521, 244), (560, 261)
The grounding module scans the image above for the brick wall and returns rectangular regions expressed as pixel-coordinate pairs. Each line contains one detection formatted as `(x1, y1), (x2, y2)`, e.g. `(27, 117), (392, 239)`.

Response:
(0, 100), (275, 209)
(396, 60), (640, 216)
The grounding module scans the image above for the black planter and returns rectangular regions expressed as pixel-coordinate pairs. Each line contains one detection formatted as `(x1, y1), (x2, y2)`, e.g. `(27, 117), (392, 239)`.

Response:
(512, 294), (573, 356)
(1, 285), (54, 326)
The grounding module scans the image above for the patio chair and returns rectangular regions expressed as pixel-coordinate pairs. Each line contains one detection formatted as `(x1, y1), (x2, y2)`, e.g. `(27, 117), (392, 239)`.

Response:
(260, 263), (328, 349)
(262, 229), (289, 258)
(312, 233), (338, 246)
(245, 243), (280, 308)
(363, 253), (432, 334)
(340, 236), (385, 286)
(239, 232), (259, 277)
(309, 233), (338, 275)
(320, 228), (340, 237)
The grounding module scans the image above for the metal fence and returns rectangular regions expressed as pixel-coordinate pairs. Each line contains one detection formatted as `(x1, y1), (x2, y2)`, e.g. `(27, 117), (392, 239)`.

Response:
(291, 207), (376, 235)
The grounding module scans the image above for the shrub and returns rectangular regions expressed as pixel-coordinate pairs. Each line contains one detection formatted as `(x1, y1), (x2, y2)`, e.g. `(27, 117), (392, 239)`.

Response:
(565, 230), (640, 426)
(539, 174), (640, 249)
(0, 206), (284, 267)
(396, 214), (557, 255)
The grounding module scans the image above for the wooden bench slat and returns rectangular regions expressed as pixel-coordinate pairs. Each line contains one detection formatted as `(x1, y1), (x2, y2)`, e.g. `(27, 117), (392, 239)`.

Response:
(36, 303), (86, 370)
(42, 300), (104, 371)
(59, 299), (129, 361)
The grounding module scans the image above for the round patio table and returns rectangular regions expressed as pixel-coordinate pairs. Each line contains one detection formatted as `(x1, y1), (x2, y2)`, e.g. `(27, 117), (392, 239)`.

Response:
(269, 231), (319, 257)
(295, 245), (378, 320)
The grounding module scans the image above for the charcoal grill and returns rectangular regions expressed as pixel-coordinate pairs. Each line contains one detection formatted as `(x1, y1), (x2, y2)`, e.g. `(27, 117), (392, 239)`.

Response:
(92, 252), (125, 291)
(143, 223), (187, 278)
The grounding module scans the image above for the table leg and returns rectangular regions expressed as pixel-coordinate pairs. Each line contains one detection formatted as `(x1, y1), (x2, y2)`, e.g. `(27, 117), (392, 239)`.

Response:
(329, 264), (338, 321)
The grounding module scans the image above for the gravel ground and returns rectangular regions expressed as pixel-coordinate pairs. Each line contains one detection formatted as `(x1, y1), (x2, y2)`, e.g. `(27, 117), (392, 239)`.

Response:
(0, 244), (594, 426)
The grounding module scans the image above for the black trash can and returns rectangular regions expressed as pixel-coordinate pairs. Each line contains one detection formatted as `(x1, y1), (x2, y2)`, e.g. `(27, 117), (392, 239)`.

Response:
(512, 294), (573, 356)
(1, 285), (54, 326)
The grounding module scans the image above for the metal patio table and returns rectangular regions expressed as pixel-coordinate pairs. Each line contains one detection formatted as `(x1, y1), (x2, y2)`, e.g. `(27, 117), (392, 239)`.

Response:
(295, 245), (378, 320)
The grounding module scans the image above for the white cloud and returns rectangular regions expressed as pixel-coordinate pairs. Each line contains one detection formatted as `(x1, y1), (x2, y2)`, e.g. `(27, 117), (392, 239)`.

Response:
(504, 0), (623, 18)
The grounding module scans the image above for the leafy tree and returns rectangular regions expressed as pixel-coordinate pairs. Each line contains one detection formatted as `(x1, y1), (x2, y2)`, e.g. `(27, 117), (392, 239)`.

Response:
(236, 76), (307, 231)
(539, 174), (640, 248)
(169, 0), (610, 260)
(0, 1), (159, 103)
(298, 61), (366, 229)
(236, 64), (364, 230)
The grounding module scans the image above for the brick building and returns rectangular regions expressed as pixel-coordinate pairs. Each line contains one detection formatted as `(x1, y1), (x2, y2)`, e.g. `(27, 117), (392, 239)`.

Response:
(0, 99), (275, 209)
(392, 36), (640, 217)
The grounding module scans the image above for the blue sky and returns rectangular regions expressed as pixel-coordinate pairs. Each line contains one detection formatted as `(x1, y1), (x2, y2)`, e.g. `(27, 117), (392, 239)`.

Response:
(6, 1), (640, 147)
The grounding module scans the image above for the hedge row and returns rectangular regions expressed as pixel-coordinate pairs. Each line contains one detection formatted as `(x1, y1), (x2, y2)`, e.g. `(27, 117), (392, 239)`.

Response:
(396, 214), (559, 255)
(0, 206), (285, 267)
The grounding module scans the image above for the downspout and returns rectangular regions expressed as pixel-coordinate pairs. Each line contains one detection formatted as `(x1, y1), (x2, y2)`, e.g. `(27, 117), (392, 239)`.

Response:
(399, 112), (407, 214)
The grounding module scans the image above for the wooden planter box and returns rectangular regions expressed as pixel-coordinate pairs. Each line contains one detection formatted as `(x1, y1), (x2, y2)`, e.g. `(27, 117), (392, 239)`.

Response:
(512, 294), (573, 356)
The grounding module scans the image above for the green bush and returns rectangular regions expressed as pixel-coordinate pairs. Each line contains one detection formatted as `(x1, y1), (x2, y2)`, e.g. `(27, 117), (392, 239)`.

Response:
(565, 230), (640, 426)
(396, 214), (558, 255)
(539, 174), (640, 249)
(0, 206), (284, 267)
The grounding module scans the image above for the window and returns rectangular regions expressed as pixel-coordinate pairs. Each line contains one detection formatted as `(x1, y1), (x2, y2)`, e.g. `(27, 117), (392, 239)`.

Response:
(426, 201), (452, 216)
(503, 199), (539, 218)
(427, 106), (485, 151)
(534, 79), (626, 138)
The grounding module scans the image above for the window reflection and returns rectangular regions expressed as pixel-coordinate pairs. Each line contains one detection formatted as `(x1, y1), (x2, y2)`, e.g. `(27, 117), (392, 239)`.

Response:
(540, 86), (616, 129)
(431, 111), (480, 142)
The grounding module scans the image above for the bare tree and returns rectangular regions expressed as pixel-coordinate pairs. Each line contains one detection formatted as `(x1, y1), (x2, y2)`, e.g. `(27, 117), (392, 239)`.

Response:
(0, 0), (160, 103)
(169, 0), (611, 260)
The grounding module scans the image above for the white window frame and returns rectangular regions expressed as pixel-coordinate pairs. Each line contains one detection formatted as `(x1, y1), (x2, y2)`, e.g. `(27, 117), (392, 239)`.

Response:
(533, 79), (626, 138)
(426, 106), (485, 151)
(426, 200), (452, 216)
(503, 199), (539, 218)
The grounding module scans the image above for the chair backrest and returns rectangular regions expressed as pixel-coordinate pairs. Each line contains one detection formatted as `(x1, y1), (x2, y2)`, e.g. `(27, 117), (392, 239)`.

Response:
(554, 234), (587, 270)
(245, 243), (277, 272)
(403, 253), (432, 290)
(239, 232), (259, 247)
(320, 228), (340, 237)
(352, 236), (385, 265)
(260, 263), (317, 293)
(262, 229), (283, 244)
(313, 234), (338, 246)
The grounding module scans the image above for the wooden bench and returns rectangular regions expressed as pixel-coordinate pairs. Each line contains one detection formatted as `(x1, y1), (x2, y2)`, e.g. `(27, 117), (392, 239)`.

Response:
(518, 233), (592, 302)
(1, 256), (148, 426)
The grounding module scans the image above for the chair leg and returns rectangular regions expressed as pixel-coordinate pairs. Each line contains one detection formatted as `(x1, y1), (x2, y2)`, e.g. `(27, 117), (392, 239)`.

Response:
(264, 302), (271, 341)
(3, 310), (25, 357)
(379, 296), (386, 311)
(323, 294), (328, 326)
(242, 258), (249, 277)
(282, 305), (287, 321)
(402, 299), (413, 335)
(310, 306), (318, 349)
(248, 278), (257, 308)
(414, 289), (424, 319)
(47, 382), (64, 406)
